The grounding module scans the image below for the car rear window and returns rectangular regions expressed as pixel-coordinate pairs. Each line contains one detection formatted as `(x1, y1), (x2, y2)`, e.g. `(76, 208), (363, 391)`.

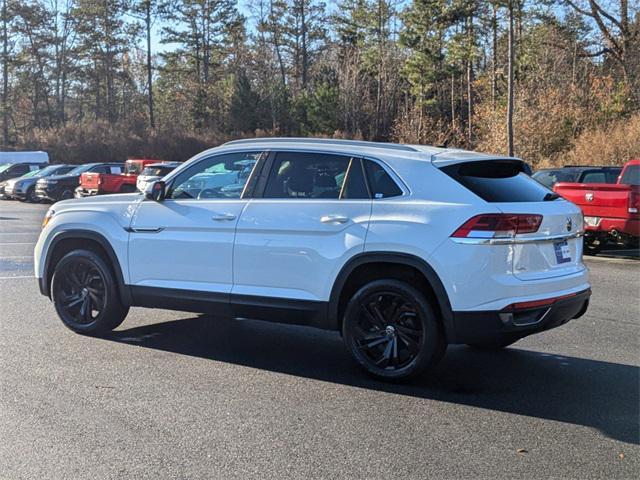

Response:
(620, 165), (640, 185)
(142, 166), (173, 176)
(442, 160), (552, 203)
(125, 161), (145, 174)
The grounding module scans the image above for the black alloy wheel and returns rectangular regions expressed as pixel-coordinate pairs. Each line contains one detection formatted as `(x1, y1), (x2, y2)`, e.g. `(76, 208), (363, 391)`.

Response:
(51, 250), (129, 334)
(343, 279), (445, 381)
(53, 257), (107, 325)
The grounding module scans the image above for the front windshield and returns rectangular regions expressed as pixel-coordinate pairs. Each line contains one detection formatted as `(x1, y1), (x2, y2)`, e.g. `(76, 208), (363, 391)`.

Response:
(20, 169), (43, 178)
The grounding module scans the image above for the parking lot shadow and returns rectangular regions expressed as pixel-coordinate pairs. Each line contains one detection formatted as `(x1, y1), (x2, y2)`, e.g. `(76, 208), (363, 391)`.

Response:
(108, 314), (639, 445)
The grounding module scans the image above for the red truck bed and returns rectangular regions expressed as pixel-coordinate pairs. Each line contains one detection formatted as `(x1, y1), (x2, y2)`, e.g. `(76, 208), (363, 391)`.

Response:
(553, 160), (640, 251)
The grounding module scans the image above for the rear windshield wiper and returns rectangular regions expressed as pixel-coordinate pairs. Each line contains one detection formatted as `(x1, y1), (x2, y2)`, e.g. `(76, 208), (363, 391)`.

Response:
(543, 192), (561, 201)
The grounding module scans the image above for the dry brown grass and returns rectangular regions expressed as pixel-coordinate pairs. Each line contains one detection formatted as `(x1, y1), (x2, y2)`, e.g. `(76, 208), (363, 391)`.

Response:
(553, 114), (640, 167)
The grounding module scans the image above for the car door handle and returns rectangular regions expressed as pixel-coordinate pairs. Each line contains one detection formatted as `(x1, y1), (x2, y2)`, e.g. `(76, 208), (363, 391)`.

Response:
(320, 215), (349, 224)
(212, 213), (236, 221)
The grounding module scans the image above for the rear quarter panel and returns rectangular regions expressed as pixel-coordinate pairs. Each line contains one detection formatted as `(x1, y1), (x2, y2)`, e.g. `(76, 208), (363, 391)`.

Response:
(363, 160), (504, 306)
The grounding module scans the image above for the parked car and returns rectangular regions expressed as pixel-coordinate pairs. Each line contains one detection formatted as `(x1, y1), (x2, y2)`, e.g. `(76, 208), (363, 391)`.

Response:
(76, 159), (163, 197)
(533, 166), (622, 189)
(554, 159), (639, 253)
(35, 163), (124, 203)
(35, 139), (590, 382)
(0, 151), (50, 197)
(136, 162), (181, 192)
(2, 164), (75, 202)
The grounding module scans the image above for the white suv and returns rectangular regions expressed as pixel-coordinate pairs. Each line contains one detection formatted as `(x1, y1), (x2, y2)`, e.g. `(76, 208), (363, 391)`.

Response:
(34, 139), (591, 381)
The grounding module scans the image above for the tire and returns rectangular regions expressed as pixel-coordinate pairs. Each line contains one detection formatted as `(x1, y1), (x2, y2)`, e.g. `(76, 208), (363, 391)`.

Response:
(60, 189), (74, 200)
(51, 249), (129, 335)
(583, 238), (602, 255)
(25, 186), (37, 203)
(342, 279), (446, 382)
(119, 184), (136, 193)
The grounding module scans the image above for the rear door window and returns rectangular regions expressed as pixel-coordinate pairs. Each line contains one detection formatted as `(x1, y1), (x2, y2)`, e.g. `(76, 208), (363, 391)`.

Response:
(263, 152), (367, 199)
(442, 160), (552, 203)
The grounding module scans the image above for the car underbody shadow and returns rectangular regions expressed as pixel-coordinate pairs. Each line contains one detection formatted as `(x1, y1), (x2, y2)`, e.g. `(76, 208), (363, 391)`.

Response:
(106, 313), (639, 446)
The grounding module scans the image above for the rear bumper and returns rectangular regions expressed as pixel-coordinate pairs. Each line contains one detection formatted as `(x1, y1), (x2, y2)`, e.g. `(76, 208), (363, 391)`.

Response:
(449, 288), (591, 344)
(585, 217), (639, 238)
(75, 187), (99, 198)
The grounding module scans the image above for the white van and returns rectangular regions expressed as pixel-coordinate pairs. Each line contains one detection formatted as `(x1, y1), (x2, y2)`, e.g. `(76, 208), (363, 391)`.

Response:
(0, 151), (49, 183)
(0, 151), (49, 165)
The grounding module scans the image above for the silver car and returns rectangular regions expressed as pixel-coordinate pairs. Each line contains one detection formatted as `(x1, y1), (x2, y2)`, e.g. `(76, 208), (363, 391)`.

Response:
(2, 164), (74, 202)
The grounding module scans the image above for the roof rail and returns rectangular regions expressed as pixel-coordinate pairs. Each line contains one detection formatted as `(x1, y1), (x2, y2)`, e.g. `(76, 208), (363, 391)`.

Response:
(222, 137), (420, 153)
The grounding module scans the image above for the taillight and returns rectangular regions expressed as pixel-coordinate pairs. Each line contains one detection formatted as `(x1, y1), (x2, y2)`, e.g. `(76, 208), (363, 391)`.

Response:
(629, 190), (639, 214)
(98, 176), (102, 185)
(451, 214), (542, 238)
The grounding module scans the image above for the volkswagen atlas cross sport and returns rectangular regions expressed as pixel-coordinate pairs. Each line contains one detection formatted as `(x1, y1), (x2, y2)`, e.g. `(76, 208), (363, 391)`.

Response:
(34, 138), (591, 381)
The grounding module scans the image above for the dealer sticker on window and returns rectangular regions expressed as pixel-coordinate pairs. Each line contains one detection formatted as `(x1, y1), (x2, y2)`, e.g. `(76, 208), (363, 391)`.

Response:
(554, 240), (571, 264)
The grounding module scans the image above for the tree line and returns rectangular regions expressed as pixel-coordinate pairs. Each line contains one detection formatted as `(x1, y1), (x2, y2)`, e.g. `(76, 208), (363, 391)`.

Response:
(1, 0), (638, 166)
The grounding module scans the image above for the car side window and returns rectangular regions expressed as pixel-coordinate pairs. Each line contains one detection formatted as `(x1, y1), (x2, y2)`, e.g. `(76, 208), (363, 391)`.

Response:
(168, 151), (261, 200)
(12, 164), (30, 175)
(91, 166), (108, 174)
(110, 166), (122, 174)
(263, 152), (368, 199)
(364, 160), (403, 198)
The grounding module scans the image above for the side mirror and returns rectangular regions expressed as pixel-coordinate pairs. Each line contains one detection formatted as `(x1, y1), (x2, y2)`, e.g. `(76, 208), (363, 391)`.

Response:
(145, 180), (166, 201)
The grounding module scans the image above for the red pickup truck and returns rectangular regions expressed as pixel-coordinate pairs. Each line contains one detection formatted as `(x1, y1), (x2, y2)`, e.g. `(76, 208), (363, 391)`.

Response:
(554, 159), (640, 253)
(75, 159), (163, 197)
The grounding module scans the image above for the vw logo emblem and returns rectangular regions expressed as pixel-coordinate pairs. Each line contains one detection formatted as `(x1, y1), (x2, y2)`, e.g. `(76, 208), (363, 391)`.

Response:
(585, 192), (594, 202)
(566, 217), (572, 232)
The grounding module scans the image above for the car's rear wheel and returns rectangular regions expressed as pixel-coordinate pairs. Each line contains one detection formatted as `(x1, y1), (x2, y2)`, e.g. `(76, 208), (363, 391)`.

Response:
(119, 184), (136, 193)
(583, 236), (603, 255)
(51, 249), (129, 335)
(342, 279), (445, 382)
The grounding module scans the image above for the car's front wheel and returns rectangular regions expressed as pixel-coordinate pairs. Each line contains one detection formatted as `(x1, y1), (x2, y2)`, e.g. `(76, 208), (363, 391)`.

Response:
(24, 186), (38, 203)
(342, 279), (445, 382)
(51, 249), (129, 335)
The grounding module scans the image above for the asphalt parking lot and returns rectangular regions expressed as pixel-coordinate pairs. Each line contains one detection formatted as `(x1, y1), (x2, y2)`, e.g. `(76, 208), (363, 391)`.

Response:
(0, 201), (638, 479)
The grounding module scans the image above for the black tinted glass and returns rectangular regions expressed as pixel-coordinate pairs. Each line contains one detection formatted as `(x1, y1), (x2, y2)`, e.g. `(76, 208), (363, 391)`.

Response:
(364, 161), (402, 198)
(264, 152), (352, 199)
(342, 158), (369, 199)
(443, 160), (552, 203)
